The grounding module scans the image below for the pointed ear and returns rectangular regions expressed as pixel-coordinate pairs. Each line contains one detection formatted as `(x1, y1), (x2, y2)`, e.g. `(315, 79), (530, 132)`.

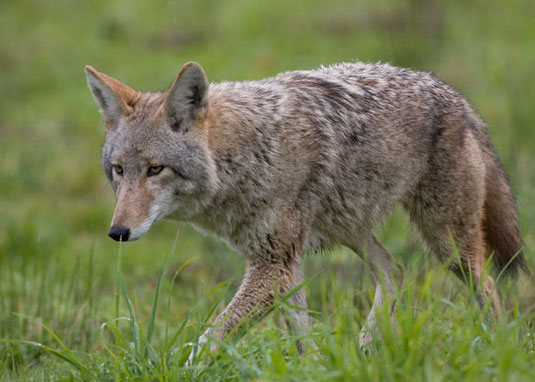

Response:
(85, 65), (137, 126)
(164, 62), (209, 121)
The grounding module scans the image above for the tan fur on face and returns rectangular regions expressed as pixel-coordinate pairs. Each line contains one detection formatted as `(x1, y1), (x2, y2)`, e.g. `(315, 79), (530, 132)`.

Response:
(111, 176), (154, 230)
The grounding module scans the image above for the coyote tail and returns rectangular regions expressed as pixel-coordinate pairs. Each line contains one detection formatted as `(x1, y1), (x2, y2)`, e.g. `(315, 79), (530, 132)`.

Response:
(483, 151), (527, 277)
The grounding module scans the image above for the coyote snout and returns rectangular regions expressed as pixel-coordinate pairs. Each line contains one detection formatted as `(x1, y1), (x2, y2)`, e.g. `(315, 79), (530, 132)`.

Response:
(107, 174), (162, 242)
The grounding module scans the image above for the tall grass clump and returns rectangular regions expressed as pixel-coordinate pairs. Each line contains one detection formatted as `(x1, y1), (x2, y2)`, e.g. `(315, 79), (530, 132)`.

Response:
(2, 233), (534, 381)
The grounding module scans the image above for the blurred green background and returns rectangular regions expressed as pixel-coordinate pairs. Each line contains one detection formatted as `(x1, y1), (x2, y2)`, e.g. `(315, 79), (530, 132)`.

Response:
(1, 0), (534, 379)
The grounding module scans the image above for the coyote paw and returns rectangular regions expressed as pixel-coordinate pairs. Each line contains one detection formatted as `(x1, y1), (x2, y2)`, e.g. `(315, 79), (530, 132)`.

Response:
(359, 330), (373, 350)
(186, 334), (208, 366)
(359, 327), (379, 355)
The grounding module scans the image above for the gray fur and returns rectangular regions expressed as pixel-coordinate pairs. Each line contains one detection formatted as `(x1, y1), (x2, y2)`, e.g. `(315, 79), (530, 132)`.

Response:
(86, 61), (525, 356)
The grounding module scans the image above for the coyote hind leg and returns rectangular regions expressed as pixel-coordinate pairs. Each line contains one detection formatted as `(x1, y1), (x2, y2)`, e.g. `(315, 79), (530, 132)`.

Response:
(346, 232), (404, 349)
(410, 214), (501, 320)
(404, 130), (501, 321)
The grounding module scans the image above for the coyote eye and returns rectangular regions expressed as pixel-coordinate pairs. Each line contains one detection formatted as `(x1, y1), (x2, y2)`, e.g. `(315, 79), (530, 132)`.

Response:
(113, 165), (123, 175)
(147, 165), (164, 177)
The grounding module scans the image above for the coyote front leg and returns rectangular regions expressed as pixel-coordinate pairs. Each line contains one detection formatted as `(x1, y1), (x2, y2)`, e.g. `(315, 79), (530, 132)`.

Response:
(190, 259), (301, 361)
(346, 233), (404, 349)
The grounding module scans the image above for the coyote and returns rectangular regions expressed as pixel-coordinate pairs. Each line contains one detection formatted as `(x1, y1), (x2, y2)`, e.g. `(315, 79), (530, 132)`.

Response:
(86, 61), (525, 354)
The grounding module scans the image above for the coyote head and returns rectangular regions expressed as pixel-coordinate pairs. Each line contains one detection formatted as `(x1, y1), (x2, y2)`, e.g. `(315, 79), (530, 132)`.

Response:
(85, 62), (218, 241)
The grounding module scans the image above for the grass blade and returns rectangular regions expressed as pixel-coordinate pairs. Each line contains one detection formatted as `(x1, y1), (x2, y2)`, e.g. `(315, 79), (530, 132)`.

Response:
(147, 231), (179, 350)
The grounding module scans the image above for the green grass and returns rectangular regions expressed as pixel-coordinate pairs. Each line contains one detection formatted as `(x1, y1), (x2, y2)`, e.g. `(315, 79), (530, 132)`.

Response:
(1, 0), (534, 380)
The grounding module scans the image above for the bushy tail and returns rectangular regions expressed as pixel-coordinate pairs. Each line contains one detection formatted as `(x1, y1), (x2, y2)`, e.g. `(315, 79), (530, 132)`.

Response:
(482, 151), (527, 277)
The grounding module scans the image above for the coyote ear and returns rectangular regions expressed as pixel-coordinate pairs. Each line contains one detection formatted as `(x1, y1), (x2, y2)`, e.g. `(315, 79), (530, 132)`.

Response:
(164, 62), (209, 122)
(85, 65), (137, 127)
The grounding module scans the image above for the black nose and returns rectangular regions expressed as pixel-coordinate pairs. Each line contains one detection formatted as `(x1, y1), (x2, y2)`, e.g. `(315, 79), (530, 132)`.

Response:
(109, 227), (130, 242)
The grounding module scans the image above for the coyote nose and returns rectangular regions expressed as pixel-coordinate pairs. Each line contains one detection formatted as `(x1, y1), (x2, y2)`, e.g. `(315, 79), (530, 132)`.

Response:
(108, 227), (130, 242)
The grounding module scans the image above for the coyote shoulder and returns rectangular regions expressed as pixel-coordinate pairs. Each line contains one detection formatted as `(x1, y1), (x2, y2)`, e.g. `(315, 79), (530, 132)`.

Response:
(86, 61), (525, 354)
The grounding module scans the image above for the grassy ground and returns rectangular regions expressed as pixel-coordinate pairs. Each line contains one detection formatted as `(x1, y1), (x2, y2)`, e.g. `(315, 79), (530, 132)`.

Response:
(1, 0), (534, 380)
